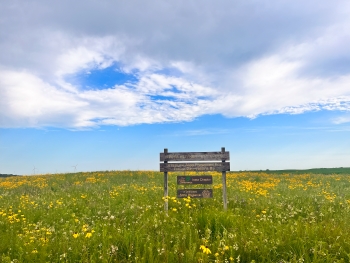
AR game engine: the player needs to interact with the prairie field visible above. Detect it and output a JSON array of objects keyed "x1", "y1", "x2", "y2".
[{"x1": 1, "y1": 171, "x2": 350, "y2": 263}]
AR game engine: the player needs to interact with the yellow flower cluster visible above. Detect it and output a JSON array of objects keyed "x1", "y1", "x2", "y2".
[{"x1": 0, "y1": 176, "x2": 49, "y2": 189}]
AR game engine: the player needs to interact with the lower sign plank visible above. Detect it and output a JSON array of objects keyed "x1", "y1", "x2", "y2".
[
  {"x1": 177, "y1": 189, "x2": 213, "y2": 198},
  {"x1": 160, "y1": 162, "x2": 230, "y2": 172},
  {"x1": 177, "y1": 176, "x2": 212, "y2": 185}
]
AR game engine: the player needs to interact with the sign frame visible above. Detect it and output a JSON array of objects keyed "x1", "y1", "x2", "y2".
[{"x1": 160, "y1": 147, "x2": 229, "y2": 211}]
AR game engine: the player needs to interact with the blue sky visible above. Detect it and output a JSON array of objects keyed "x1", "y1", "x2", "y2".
[{"x1": 1, "y1": 0, "x2": 350, "y2": 174}]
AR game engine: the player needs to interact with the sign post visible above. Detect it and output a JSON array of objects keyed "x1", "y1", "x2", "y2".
[
  {"x1": 160, "y1": 148, "x2": 230, "y2": 211},
  {"x1": 221, "y1": 147, "x2": 227, "y2": 210},
  {"x1": 164, "y1": 148, "x2": 168, "y2": 212}
]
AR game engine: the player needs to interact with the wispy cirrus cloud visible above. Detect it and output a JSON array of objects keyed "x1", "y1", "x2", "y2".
[{"x1": 332, "y1": 115, "x2": 350, "y2": 124}]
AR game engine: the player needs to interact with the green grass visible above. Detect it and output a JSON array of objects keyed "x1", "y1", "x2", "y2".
[
  {"x1": 1, "y1": 171, "x2": 350, "y2": 262},
  {"x1": 245, "y1": 167, "x2": 350, "y2": 175}
]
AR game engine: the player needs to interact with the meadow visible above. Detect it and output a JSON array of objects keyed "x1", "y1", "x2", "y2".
[{"x1": 1, "y1": 170, "x2": 350, "y2": 263}]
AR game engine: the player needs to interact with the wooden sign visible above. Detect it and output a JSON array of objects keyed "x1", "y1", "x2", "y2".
[
  {"x1": 160, "y1": 152, "x2": 229, "y2": 162},
  {"x1": 177, "y1": 176, "x2": 212, "y2": 185},
  {"x1": 177, "y1": 189, "x2": 213, "y2": 198},
  {"x1": 160, "y1": 162, "x2": 230, "y2": 172},
  {"x1": 161, "y1": 147, "x2": 229, "y2": 211}
]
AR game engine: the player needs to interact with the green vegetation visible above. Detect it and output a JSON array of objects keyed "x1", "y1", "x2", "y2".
[
  {"x1": 1, "y1": 170, "x2": 350, "y2": 262},
  {"x1": 0, "y1": 174, "x2": 17, "y2": 178},
  {"x1": 254, "y1": 167, "x2": 350, "y2": 175}
]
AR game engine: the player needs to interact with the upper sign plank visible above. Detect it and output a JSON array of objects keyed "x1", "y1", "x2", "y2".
[{"x1": 160, "y1": 151, "x2": 229, "y2": 162}]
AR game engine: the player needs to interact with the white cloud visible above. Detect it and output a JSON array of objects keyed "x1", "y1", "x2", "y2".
[
  {"x1": 0, "y1": 70, "x2": 84, "y2": 127},
  {"x1": 0, "y1": 66, "x2": 216, "y2": 128},
  {"x1": 1, "y1": 0, "x2": 350, "y2": 128},
  {"x1": 206, "y1": 40, "x2": 350, "y2": 117},
  {"x1": 332, "y1": 115, "x2": 350, "y2": 124}
]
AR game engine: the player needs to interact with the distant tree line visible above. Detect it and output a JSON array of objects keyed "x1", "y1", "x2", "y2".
[{"x1": 0, "y1": 174, "x2": 18, "y2": 178}]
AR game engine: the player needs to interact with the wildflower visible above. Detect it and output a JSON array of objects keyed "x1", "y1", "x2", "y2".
[
  {"x1": 224, "y1": 245, "x2": 229, "y2": 250},
  {"x1": 230, "y1": 257, "x2": 234, "y2": 261},
  {"x1": 200, "y1": 245, "x2": 211, "y2": 254},
  {"x1": 40, "y1": 237, "x2": 49, "y2": 244},
  {"x1": 172, "y1": 208, "x2": 177, "y2": 212},
  {"x1": 82, "y1": 224, "x2": 88, "y2": 232},
  {"x1": 215, "y1": 252, "x2": 219, "y2": 257},
  {"x1": 32, "y1": 248, "x2": 38, "y2": 254},
  {"x1": 85, "y1": 232, "x2": 92, "y2": 238},
  {"x1": 73, "y1": 233, "x2": 79, "y2": 238}
]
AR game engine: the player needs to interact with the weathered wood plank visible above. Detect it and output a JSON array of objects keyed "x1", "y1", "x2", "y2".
[
  {"x1": 177, "y1": 189, "x2": 213, "y2": 198},
  {"x1": 160, "y1": 151, "x2": 229, "y2": 162},
  {"x1": 177, "y1": 176, "x2": 213, "y2": 185},
  {"x1": 160, "y1": 162, "x2": 230, "y2": 172}
]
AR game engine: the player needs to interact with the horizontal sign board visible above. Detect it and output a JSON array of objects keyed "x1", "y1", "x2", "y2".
[
  {"x1": 160, "y1": 162, "x2": 230, "y2": 172},
  {"x1": 160, "y1": 151, "x2": 229, "y2": 162},
  {"x1": 177, "y1": 176, "x2": 213, "y2": 185},
  {"x1": 177, "y1": 189, "x2": 213, "y2": 198}
]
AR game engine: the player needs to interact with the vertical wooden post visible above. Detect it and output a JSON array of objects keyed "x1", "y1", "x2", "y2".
[
  {"x1": 164, "y1": 148, "x2": 168, "y2": 213},
  {"x1": 221, "y1": 147, "x2": 227, "y2": 210}
]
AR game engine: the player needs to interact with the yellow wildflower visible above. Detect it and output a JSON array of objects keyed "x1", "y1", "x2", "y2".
[{"x1": 200, "y1": 245, "x2": 211, "y2": 254}]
